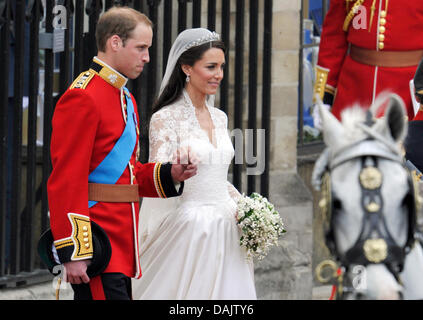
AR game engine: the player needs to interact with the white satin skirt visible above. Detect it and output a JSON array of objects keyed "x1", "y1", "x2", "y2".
[{"x1": 131, "y1": 199, "x2": 257, "y2": 300}]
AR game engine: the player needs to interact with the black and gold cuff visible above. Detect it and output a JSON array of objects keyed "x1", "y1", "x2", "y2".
[{"x1": 153, "y1": 163, "x2": 184, "y2": 198}]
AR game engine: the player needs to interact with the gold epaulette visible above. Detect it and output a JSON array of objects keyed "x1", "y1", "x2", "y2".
[
  {"x1": 343, "y1": 0, "x2": 365, "y2": 31},
  {"x1": 313, "y1": 66, "x2": 331, "y2": 103},
  {"x1": 70, "y1": 70, "x2": 95, "y2": 90}
]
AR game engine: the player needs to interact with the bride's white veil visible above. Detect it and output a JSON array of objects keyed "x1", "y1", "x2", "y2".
[
  {"x1": 159, "y1": 28, "x2": 221, "y2": 95},
  {"x1": 138, "y1": 28, "x2": 221, "y2": 254}
]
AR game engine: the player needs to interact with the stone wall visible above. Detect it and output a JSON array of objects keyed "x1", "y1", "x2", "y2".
[
  {"x1": 270, "y1": 1, "x2": 301, "y2": 172},
  {"x1": 254, "y1": 172, "x2": 313, "y2": 299}
]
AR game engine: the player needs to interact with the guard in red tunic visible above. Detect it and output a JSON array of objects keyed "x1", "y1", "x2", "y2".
[
  {"x1": 313, "y1": 0, "x2": 423, "y2": 121},
  {"x1": 44, "y1": 7, "x2": 197, "y2": 300}
]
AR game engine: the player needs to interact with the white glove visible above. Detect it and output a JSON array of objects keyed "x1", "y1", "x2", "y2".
[{"x1": 312, "y1": 103, "x2": 331, "y2": 131}]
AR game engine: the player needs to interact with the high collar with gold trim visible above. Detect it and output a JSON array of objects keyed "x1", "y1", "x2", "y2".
[{"x1": 89, "y1": 57, "x2": 128, "y2": 90}]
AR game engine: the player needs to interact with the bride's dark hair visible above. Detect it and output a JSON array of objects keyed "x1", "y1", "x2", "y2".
[{"x1": 151, "y1": 40, "x2": 226, "y2": 117}]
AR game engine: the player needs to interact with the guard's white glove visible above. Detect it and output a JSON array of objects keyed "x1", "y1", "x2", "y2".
[{"x1": 312, "y1": 103, "x2": 331, "y2": 131}]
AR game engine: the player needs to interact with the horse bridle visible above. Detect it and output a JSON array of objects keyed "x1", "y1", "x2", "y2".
[
  {"x1": 316, "y1": 132, "x2": 420, "y2": 297},
  {"x1": 323, "y1": 155, "x2": 417, "y2": 271}
]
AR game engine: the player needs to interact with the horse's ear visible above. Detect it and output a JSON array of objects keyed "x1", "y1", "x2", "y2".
[
  {"x1": 384, "y1": 94, "x2": 408, "y2": 142},
  {"x1": 319, "y1": 103, "x2": 345, "y2": 149}
]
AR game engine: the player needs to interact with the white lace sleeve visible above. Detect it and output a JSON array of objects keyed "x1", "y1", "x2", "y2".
[
  {"x1": 148, "y1": 109, "x2": 178, "y2": 163},
  {"x1": 139, "y1": 108, "x2": 180, "y2": 251}
]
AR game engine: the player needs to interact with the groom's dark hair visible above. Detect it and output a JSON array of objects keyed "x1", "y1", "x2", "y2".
[
  {"x1": 96, "y1": 6, "x2": 152, "y2": 53},
  {"x1": 151, "y1": 40, "x2": 226, "y2": 117}
]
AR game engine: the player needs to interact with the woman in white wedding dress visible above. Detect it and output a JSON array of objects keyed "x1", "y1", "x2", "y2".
[{"x1": 131, "y1": 28, "x2": 257, "y2": 300}]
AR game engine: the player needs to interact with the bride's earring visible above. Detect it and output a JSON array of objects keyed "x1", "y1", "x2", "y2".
[{"x1": 186, "y1": 75, "x2": 190, "y2": 83}]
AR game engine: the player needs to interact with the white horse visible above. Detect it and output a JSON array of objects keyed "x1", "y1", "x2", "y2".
[{"x1": 312, "y1": 94, "x2": 423, "y2": 300}]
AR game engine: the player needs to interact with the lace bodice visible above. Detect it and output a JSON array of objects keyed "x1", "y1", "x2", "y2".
[{"x1": 149, "y1": 90, "x2": 241, "y2": 204}]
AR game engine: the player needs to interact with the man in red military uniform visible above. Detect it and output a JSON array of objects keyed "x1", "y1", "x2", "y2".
[
  {"x1": 313, "y1": 0, "x2": 423, "y2": 121},
  {"x1": 47, "y1": 7, "x2": 197, "y2": 300}
]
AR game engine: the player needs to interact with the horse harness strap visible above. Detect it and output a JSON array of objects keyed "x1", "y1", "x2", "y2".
[
  {"x1": 328, "y1": 137, "x2": 403, "y2": 171},
  {"x1": 342, "y1": 157, "x2": 408, "y2": 274}
]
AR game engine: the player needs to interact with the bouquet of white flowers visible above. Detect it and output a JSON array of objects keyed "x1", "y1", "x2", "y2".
[{"x1": 236, "y1": 192, "x2": 286, "y2": 260}]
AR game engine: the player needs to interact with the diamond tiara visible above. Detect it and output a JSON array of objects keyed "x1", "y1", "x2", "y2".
[{"x1": 184, "y1": 31, "x2": 221, "y2": 50}]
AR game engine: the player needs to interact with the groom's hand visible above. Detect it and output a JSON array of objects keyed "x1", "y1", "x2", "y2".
[
  {"x1": 64, "y1": 260, "x2": 91, "y2": 284},
  {"x1": 171, "y1": 147, "x2": 198, "y2": 182}
]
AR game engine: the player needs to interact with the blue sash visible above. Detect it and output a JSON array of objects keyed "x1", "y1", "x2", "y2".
[{"x1": 88, "y1": 87, "x2": 137, "y2": 208}]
